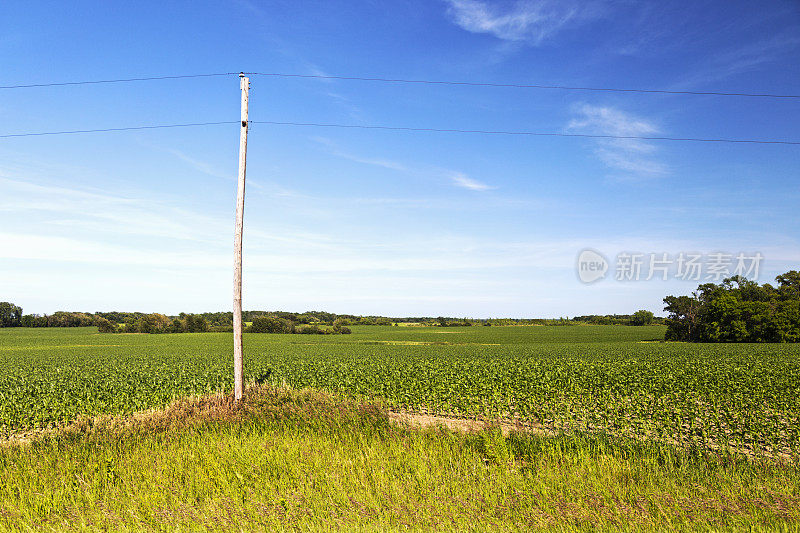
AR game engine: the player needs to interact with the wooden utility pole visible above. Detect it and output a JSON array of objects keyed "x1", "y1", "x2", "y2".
[{"x1": 233, "y1": 72, "x2": 249, "y2": 401}]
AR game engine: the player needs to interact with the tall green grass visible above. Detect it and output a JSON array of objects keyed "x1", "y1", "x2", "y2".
[{"x1": 0, "y1": 387, "x2": 797, "y2": 531}]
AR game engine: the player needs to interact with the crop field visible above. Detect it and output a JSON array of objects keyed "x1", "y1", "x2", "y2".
[{"x1": 2, "y1": 325, "x2": 799, "y2": 458}]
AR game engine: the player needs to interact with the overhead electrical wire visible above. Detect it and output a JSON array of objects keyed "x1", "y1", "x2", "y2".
[
  {"x1": 250, "y1": 121, "x2": 800, "y2": 145},
  {"x1": 1, "y1": 72, "x2": 797, "y2": 143},
  {"x1": 246, "y1": 72, "x2": 800, "y2": 99},
  {"x1": 1, "y1": 71, "x2": 798, "y2": 99},
  {"x1": 0, "y1": 121, "x2": 238, "y2": 138},
  {"x1": 1, "y1": 120, "x2": 798, "y2": 145},
  {"x1": 0, "y1": 73, "x2": 236, "y2": 89}
]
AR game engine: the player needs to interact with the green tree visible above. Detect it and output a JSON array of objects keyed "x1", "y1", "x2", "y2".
[
  {"x1": 0, "y1": 302, "x2": 23, "y2": 327},
  {"x1": 663, "y1": 295, "x2": 702, "y2": 341},
  {"x1": 248, "y1": 316, "x2": 294, "y2": 334},
  {"x1": 776, "y1": 270, "x2": 800, "y2": 300},
  {"x1": 20, "y1": 315, "x2": 39, "y2": 327},
  {"x1": 664, "y1": 271, "x2": 800, "y2": 342},
  {"x1": 630, "y1": 310, "x2": 654, "y2": 326},
  {"x1": 183, "y1": 314, "x2": 209, "y2": 333},
  {"x1": 135, "y1": 315, "x2": 157, "y2": 334},
  {"x1": 95, "y1": 317, "x2": 117, "y2": 333}
]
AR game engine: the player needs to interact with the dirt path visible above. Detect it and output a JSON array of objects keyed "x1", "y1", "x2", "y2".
[
  {"x1": 387, "y1": 409, "x2": 549, "y2": 436},
  {"x1": 385, "y1": 410, "x2": 796, "y2": 463}
]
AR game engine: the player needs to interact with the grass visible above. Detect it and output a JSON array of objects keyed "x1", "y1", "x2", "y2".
[
  {"x1": 1, "y1": 386, "x2": 798, "y2": 531},
  {"x1": 2, "y1": 326, "x2": 799, "y2": 529}
]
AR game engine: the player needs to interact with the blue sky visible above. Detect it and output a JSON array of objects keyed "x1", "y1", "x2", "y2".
[{"x1": 1, "y1": 0, "x2": 799, "y2": 318}]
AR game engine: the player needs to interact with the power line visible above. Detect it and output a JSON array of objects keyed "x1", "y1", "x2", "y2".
[
  {"x1": 0, "y1": 73, "x2": 236, "y2": 89},
  {"x1": 2, "y1": 70, "x2": 798, "y2": 99},
  {"x1": 0, "y1": 121, "x2": 238, "y2": 138},
  {"x1": 3, "y1": 119, "x2": 797, "y2": 145},
  {"x1": 247, "y1": 72, "x2": 800, "y2": 99},
  {"x1": 251, "y1": 120, "x2": 800, "y2": 146}
]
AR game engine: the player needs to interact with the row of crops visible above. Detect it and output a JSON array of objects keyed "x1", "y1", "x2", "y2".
[{"x1": 1, "y1": 325, "x2": 799, "y2": 458}]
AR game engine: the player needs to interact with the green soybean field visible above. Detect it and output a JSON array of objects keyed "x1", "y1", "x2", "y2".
[{"x1": 2, "y1": 325, "x2": 799, "y2": 459}]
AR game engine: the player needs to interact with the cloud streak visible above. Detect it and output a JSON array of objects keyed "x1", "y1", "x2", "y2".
[
  {"x1": 0, "y1": 176, "x2": 225, "y2": 243},
  {"x1": 164, "y1": 147, "x2": 234, "y2": 181},
  {"x1": 311, "y1": 136, "x2": 408, "y2": 171},
  {"x1": 313, "y1": 137, "x2": 496, "y2": 191},
  {"x1": 678, "y1": 34, "x2": 800, "y2": 90},
  {"x1": 0, "y1": 176, "x2": 343, "y2": 253},
  {"x1": 451, "y1": 172, "x2": 495, "y2": 191},
  {"x1": 444, "y1": 0, "x2": 604, "y2": 44},
  {"x1": 567, "y1": 104, "x2": 668, "y2": 180}
]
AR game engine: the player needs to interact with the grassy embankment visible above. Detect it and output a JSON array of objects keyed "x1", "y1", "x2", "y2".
[{"x1": 1, "y1": 386, "x2": 798, "y2": 531}]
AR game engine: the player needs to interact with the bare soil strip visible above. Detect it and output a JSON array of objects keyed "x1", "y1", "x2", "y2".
[{"x1": 387, "y1": 409, "x2": 548, "y2": 436}]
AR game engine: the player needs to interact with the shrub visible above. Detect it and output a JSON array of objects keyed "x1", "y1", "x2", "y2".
[
  {"x1": 47, "y1": 311, "x2": 94, "y2": 328},
  {"x1": 332, "y1": 319, "x2": 353, "y2": 335},
  {"x1": 297, "y1": 324, "x2": 324, "y2": 335},
  {"x1": 95, "y1": 317, "x2": 117, "y2": 333},
  {"x1": 248, "y1": 316, "x2": 294, "y2": 334}
]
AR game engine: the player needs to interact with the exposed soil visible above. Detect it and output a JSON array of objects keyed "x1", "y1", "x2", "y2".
[{"x1": 387, "y1": 409, "x2": 548, "y2": 436}]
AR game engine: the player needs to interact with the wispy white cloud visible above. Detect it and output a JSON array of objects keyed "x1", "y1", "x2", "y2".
[
  {"x1": 677, "y1": 34, "x2": 800, "y2": 89},
  {"x1": 307, "y1": 64, "x2": 333, "y2": 81},
  {"x1": 313, "y1": 137, "x2": 497, "y2": 192},
  {"x1": 131, "y1": 139, "x2": 242, "y2": 184},
  {"x1": 451, "y1": 172, "x2": 495, "y2": 191},
  {"x1": 0, "y1": 176, "x2": 341, "y2": 252},
  {"x1": 444, "y1": 0, "x2": 604, "y2": 44},
  {"x1": 4, "y1": 170, "x2": 791, "y2": 316},
  {"x1": 311, "y1": 136, "x2": 407, "y2": 171},
  {"x1": 568, "y1": 104, "x2": 668, "y2": 180},
  {"x1": 0, "y1": 176, "x2": 219, "y2": 243},
  {"x1": 163, "y1": 147, "x2": 234, "y2": 181},
  {"x1": 158, "y1": 145, "x2": 268, "y2": 191}
]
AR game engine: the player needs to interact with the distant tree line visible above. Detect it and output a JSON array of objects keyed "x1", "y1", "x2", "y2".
[
  {"x1": 94, "y1": 313, "x2": 212, "y2": 334},
  {"x1": 433, "y1": 315, "x2": 660, "y2": 327},
  {"x1": 1, "y1": 303, "x2": 661, "y2": 333},
  {"x1": 663, "y1": 271, "x2": 800, "y2": 342},
  {"x1": 0, "y1": 309, "x2": 214, "y2": 334},
  {"x1": 432, "y1": 317, "x2": 566, "y2": 326},
  {"x1": 247, "y1": 316, "x2": 351, "y2": 335},
  {"x1": 429, "y1": 314, "x2": 660, "y2": 327},
  {"x1": 0, "y1": 304, "x2": 357, "y2": 335},
  {"x1": 0, "y1": 308, "x2": 96, "y2": 328},
  {"x1": 570, "y1": 311, "x2": 660, "y2": 326}
]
